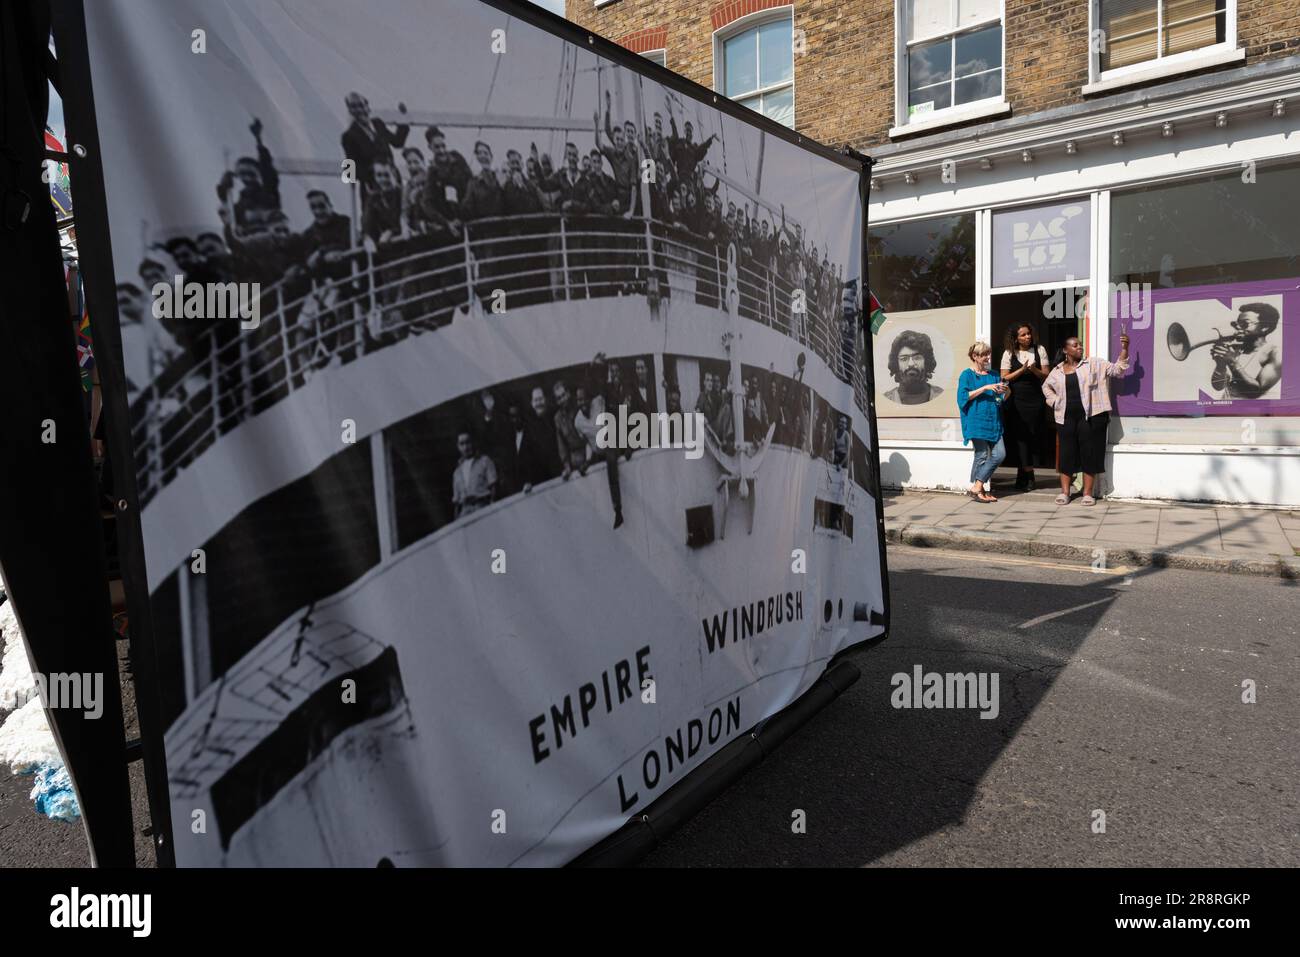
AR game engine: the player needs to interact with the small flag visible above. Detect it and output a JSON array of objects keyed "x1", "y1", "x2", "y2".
[
  {"x1": 868, "y1": 289, "x2": 886, "y2": 335},
  {"x1": 76, "y1": 309, "x2": 95, "y2": 392},
  {"x1": 45, "y1": 126, "x2": 73, "y2": 217}
]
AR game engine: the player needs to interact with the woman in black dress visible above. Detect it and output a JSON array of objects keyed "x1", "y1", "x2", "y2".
[{"x1": 999, "y1": 323, "x2": 1049, "y2": 490}]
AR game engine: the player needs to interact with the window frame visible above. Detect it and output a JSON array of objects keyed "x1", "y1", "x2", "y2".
[
  {"x1": 893, "y1": 0, "x2": 1007, "y2": 134},
  {"x1": 712, "y1": 6, "x2": 797, "y2": 129},
  {"x1": 1085, "y1": 0, "x2": 1240, "y2": 94},
  {"x1": 642, "y1": 48, "x2": 666, "y2": 67}
]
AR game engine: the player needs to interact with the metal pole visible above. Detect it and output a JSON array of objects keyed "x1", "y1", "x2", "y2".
[
  {"x1": 462, "y1": 227, "x2": 475, "y2": 310},
  {"x1": 146, "y1": 383, "x2": 161, "y2": 495},
  {"x1": 560, "y1": 217, "x2": 570, "y2": 300},
  {"x1": 238, "y1": 325, "x2": 252, "y2": 420},
  {"x1": 644, "y1": 218, "x2": 654, "y2": 299},
  {"x1": 208, "y1": 330, "x2": 220, "y2": 439},
  {"x1": 275, "y1": 284, "x2": 292, "y2": 395}
]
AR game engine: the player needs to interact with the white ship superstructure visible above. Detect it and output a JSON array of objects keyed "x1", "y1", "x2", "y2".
[{"x1": 97, "y1": 31, "x2": 881, "y2": 860}]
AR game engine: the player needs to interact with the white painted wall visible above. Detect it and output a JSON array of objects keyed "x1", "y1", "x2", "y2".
[
  {"x1": 868, "y1": 73, "x2": 1300, "y2": 508},
  {"x1": 878, "y1": 440, "x2": 1300, "y2": 507}
]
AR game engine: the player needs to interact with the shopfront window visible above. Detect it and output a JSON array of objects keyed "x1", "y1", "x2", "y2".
[
  {"x1": 868, "y1": 214, "x2": 977, "y2": 417},
  {"x1": 1110, "y1": 162, "x2": 1300, "y2": 418},
  {"x1": 1111, "y1": 163, "x2": 1300, "y2": 290},
  {"x1": 869, "y1": 213, "x2": 976, "y2": 314}
]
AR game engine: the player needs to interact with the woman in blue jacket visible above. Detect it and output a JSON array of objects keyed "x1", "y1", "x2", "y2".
[{"x1": 957, "y1": 340, "x2": 1008, "y2": 503}]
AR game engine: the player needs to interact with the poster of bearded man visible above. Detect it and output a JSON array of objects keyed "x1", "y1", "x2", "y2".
[{"x1": 873, "y1": 306, "x2": 974, "y2": 418}]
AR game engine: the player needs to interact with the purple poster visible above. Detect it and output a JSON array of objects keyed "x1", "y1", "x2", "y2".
[{"x1": 1112, "y1": 277, "x2": 1298, "y2": 416}]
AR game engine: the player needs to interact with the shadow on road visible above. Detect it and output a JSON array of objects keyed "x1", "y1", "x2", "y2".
[{"x1": 642, "y1": 563, "x2": 1128, "y2": 867}]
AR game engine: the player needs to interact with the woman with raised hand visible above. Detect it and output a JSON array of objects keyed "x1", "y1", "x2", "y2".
[
  {"x1": 1042, "y1": 333, "x2": 1130, "y2": 506},
  {"x1": 957, "y1": 340, "x2": 1008, "y2": 503}
]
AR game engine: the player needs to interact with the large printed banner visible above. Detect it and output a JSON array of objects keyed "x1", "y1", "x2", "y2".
[
  {"x1": 1112, "y1": 278, "x2": 1297, "y2": 416},
  {"x1": 79, "y1": 0, "x2": 883, "y2": 865}
]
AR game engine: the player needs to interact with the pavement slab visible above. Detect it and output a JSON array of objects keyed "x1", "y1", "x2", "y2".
[{"x1": 885, "y1": 489, "x2": 1300, "y2": 579}]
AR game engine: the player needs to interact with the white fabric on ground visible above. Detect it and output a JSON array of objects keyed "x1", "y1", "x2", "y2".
[
  {"x1": 0, "y1": 599, "x2": 61, "y2": 773},
  {"x1": 0, "y1": 599, "x2": 39, "y2": 711},
  {"x1": 0, "y1": 697, "x2": 60, "y2": 773}
]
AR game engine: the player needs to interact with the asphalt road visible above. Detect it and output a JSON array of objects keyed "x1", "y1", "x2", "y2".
[
  {"x1": 642, "y1": 547, "x2": 1300, "y2": 866},
  {"x1": 3, "y1": 547, "x2": 1296, "y2": 867}
]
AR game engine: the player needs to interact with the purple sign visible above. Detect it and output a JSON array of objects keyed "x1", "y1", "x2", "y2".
[
  {"x1": 1111, "y1": 277, "x2": 1299, "y2": 417},
  {"x1": 992, "y1": 199, "x2": 1091, "y2": 287}
]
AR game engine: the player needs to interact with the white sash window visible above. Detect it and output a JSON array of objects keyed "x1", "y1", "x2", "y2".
[{"x1": 896, "y1": 1, "x2": 1005, "y2": 131}]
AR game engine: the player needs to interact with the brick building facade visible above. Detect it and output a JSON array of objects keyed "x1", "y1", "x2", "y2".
[
  {"x1": 570, "y1": 1, "x2": 1300, "y2": 149},
  {"x1": 569, "y1": 0, "x2": 1300, "y2": 507}
]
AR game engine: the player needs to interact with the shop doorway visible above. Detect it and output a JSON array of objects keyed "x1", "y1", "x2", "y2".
[{"x1": 989, "y1": 286, "x2": 1088, "y2": 481}]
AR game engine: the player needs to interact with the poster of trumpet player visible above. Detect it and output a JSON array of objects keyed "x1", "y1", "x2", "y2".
[
  {"x1": 72, "y1": 0, "x2": 882, "y2": 867},
  {"x1": 872, "y1": 305, "x2": 975, "y2": 417},
  {"x1": 1112, "y1": 279, "x2": 1297, "y2": 415}
]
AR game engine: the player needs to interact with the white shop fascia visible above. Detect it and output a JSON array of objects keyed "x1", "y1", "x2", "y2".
[{"x1": 864, "y1": 55, "x2": 1300, "y2": 507}]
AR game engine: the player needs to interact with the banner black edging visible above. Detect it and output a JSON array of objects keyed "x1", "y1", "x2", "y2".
[
  {"x1": 858, "y1": 153, "x2": 890, "y2": 643},
  {"x1": 50, "y1": 0, "x2": 177, "y2": 867}
]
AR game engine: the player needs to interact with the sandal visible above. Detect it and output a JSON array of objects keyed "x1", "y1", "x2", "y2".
[
  {"x1": 1054, "y1": 493, "x2": 1069, "y2": 505},
  {"x1": 1081, "y1": 495, "x2": 1096, "y2": 506}
]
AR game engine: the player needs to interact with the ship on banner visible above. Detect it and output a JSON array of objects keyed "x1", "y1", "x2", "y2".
[{"x1": 76, "y1": 0, "x2": 885, "y2": 865}]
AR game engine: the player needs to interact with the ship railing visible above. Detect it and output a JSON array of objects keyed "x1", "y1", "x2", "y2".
[{"x1": 129, "y1": 213, "x2": 865, "y2": 505}]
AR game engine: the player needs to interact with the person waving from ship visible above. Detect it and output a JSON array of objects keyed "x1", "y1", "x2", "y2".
[
  {"x1": 341, "y1": 92, "x2": 409, "y2": 197},
  {"x1": 553, "y1": 379, "x2": 589, "y2": 481},
  {"x1": 217, "y1": 117, "x2": 281, "y2": 238},
  {"x1": 574, "y1": 357, "x2": 625, "y2": 530}
]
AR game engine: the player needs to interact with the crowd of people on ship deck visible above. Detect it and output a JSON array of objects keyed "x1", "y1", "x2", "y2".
[
  {"x1": 447, "y1": 352, "x2": 852, "y2": 532},
  {"x1": 122, "y1": 91, "x2": 860, "y2": 493}
]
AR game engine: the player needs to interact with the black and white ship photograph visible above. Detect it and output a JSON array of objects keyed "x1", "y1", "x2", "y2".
[{"x1": 64, "y1": 0, "x2": 879, "y2": 867}]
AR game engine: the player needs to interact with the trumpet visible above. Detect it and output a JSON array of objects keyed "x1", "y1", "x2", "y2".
[
  {"x1": 1166, "y1": 322, "x2": 1247, "y2": 391},
  {"x1": 1165, "y1": 322, "x2": 1245, "y2": 361}
]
